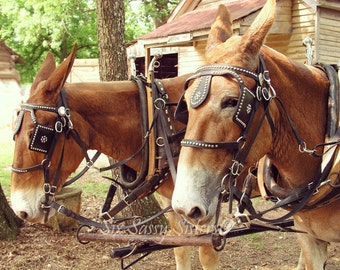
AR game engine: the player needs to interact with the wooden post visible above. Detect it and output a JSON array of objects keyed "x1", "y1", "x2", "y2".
[{"x1": 78, "y1": 232, "x2": 214, "y2": 246}]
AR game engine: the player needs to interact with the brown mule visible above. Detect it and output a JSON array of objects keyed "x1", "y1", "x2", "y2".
[
  {"x1": 172, "y1": 0, "x2": 340, "y2": 269},
  {"x1": 10, "y1": 45, "x2": 219, "y2": 270}
]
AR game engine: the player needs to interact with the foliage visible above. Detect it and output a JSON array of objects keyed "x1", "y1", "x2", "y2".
[
  {"x1": 125, "y1": 1, "x2": 153, "y2": 42},
  {"x1": 140, "y1": 0, "x2": 179, "y2": 27},
  {"x1": 0, "y1": 0, "x2": 179, "y2": 84},
  {"x1": 0, "y1": 0, "x2": 98, "y2": 84},
  {"x1": 125, "y1": 0, "x2": 179, "y2": 38}
]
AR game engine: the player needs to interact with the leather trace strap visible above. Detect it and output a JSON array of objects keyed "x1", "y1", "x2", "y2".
[{"x1": 97, "y1": 74, "x2": 182, "y2": 220}]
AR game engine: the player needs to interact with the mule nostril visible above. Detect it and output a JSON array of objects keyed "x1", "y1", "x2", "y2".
[
  {"x1": 188, "y1": 207, "x2": 203, "y2": 219},
  {"x1": 18, "y1": 211, "x2": 28, "y2": 220}
]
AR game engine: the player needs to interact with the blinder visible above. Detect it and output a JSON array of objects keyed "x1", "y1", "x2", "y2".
[
  {"x1": 13, "y1": 103, "x2": 67, "y2": 154},
  {"x1": 174, "y1": 93, "x2": 188, "y2": 124},
  {"x1": 175, "y1": 64, "x2": 261, "y2": 131},
  {"x1": 29, "y1": 124, "x2": 56, "y2": 153}
]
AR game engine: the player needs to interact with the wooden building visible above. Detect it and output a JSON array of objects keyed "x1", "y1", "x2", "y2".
[
  {"x1": 0, "y1": 40, "x2": 23, "y2": 82},
  {"x1": 0, "y1": 40, "x2": 24, "y2": 128},
  {"x1": 126, "y1": 0, "x2": 340, "y2": 78},
  {"x1": 67, "y1": 59, "x2": 100, "y2": 83}
]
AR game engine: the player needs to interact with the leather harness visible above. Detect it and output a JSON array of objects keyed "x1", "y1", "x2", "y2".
[
  {"x1": 257, "y1": 63, "x2": 340, "y2": 211},
  {"x1": 11, "y1": 52, "x2": 340, "y2": 252},
  {"x1": 177, "y1": 54, "x2": 340, "y2": 224}
]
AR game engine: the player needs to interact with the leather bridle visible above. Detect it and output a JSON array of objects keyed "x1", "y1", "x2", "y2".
[
  {"x1": 179, "y1": 55, "x2": 276, "y2": 175},
  {"x1": 11, "y1": 88, "x2": 100, "y2": 221},
  {"x1": 177, "y1": 54, "x2": 339, "y2": 224}
]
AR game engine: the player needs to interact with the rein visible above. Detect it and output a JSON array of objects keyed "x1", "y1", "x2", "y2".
[{"x1": 97, "y1": 74, "x2": 182, "y2": 220}]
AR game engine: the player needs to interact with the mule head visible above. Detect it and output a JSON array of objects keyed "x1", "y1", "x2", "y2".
[
  {"x1": 10, "y1": 44, "x2": 85, "y2": 223},
  {"x1": 172, "y1": 0, "x2": 277, "y2": 227}
]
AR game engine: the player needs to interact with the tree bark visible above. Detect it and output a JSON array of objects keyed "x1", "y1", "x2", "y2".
[
  {"x1": 96, "y1": 0, "x2": 167, "y2": 230},
  {"x1": 0, "y1": 184, "x2": 22, "y2": 240},
  {"x1": 96, "y1": 0, "x2": 127, "y2": 81}
]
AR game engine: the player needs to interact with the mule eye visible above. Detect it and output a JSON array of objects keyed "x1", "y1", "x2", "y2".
[
  {"x1": 221, "y1": 98, "x2": 238, "y2": 109},
  {"x1": 27, "y1": 129, "x2": 34, "y2": 139}
]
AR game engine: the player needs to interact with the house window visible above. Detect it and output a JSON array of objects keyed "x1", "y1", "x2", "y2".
[{"x1": 135, "y1": 53, "x2": 178, "y2": 79}]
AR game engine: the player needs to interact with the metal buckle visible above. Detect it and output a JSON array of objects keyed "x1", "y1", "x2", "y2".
[
  {"x1": 100, "y1": 211, "x2": 113, "y2": 220},
  {"x1": 43, "y1": 183, "x2": 51, "y2": 193},
  {"x1": 230, "y1": 160, "x2": 243, "y2": 176}
]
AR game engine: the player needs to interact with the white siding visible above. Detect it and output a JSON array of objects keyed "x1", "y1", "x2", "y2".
[
  {"x1": 286, "y1": 0, "x2": 315, "y2": 63},
  {"x1": 178, "y1": 41, "x2": 206, "y2": 75},
  {"x1": 316, "y1": 7, "x2": 340, "y2": 63}
]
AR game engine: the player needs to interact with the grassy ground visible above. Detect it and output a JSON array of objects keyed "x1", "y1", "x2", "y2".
[{"x1": 0, "y1": 127, "x2": 14, "y2": 197}]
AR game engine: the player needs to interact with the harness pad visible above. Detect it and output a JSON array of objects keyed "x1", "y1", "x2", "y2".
[
  {"x1": 190, "y1": 76, "x2": 212, "y2": 108},
  {"x1": 233, "y1": 86, "x2": 257, "y2": 129}
]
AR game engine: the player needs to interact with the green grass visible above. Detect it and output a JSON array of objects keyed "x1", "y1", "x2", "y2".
[
  {"x1": 241, "y1": 233, "x2": 265, "y2": 250},
  {"x1": 0, "y1": 127, "x2": 14, "y2": 197},
  {"x1": 72, "y1": 174, "x2": 111, "y2": 199}
]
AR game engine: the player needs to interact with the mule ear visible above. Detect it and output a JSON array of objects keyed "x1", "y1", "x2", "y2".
[
  {"x1": 205, "y1": 5, "x2": 233, "y2": 58},
  {"x1": 240, "y1": 0, "x2": 276, "y2": 56},
  {"x1": 46, "y1": 43, "x2": 77, "y2": 93},
  {"x1": 30, "y1": 52, "x2": 56, "y2": 93}
]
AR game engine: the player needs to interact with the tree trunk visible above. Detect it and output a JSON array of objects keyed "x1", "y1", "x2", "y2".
[
  {"x1": 0, "y1": 184, "x2": 22, "y2": 240},
  {"x1": 96, "y1": 0, "x2": 127, "y2": 81},
  {"x1": 96, "y1": 0, "x2": 168, "y2": 230}
]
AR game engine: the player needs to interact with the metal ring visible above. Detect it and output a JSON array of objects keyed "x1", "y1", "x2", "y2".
[
  {"x1": 61, "y1": 117, "x2": 67, "y2": 127},
  {"x1": 76, "y1": 225, "x2": 91, "y2": 245},
  {"x1": 220, "y1": 174, "x2": 229, "y2": 191},
  {"x1": 262, "y1": 87, "x2": 271, "y2": 101},
  {"x1": 41, "y1": 159, "x2": 51, "y2": 168},
  {"x1": 212, "y1": 233, "x2": 226, "y2": 251},
  {"x1": 298, "y1": 141, "x2": 306, "y2": 153},
  {"x1": 65, "y1": 108, "x2": 71, "y2": 118},
  {"x1": 55, "y1": 121, "x2": 63, "y2": 133},
  {"x1": 153, "y1": 60, "x2": 160, "y2": 68},
  {"x1": 299, "y1": 141, "x2": 315, "y2": 155},
  {"x1": 256, "y1": 86, "x2": 262, "y2": 101},
  {"x1": 156, "y1": 137, "x2": 165, "y2": 147},
  {"x1": 263, "y1": 70, "x2": 270, "y2": 83},
  {"x1": 154, "y1": 98, "x2": 166, "y2": 110},
  {"x1": 236, "y1": 136, "x2": 246, "y2": 149},
  {"x1": 230, "y1": 160, "x2": 243, "y2": 176}
]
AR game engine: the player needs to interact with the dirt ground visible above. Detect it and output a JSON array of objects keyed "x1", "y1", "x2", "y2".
[
  {"x1": 2, "y1": 196, "x2": 340, "y2": 270},
  {"x1": 1, "y1": 163, "x2": 340, "y2": 270}
]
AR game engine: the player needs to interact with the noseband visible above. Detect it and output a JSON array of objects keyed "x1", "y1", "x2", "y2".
[{"x1": 11, "y1": 88, "x2": 99, "y2": 220}]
